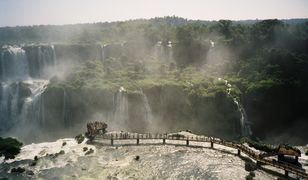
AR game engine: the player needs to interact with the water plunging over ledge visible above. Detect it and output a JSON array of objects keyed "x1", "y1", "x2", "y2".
[{"x1": 218, "y1": 78, "x2": 252, "y2": 137}]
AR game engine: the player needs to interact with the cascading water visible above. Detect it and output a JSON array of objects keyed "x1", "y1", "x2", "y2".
[
  {"x1": 0, "y1": 44, "x2": 57, "y2": 137},
  {"x1": 113, "y1": 86, "x2": 129, "y2": 129},
  {"x1": 36, "y1": 45, "x2": 57, "y2": 78},
  {"x1": 20, "y1": 80, "x2": 49, "y2": 126},
  {"x1": 140, "y1": 89, "x2": 153, "y2": 129},
  {"x1": 210, "y1": 40, "x2": 215, "y2": 48},
  {"x1": 0, "y1": 83, "x2": 15, "y2": 131},
  {"x1": 167, "y1": 41, "x2": 173, "y2": 61},
  {"x1": 10, "y1": 83, "x2": 20, "y2": 125},
  {"x1": 218, "y1": 78, "x2": 252, "y2": 137},
  {"x1": 154, "y1": 41, "x2": 173, "y2": 61},
  {"x1": 0, "y1": 46, "x2": 31, "y2": 131},
  {"x1": 101, "y1": 44, "x2": 106, "y2": 61},
  {"x1": 62, "y1": 89, "x2": 72, "y2": 128},
  {"x1": 0, "y1": 46, "x2": 29, "y2": 81},
  {"x1": 154, "y1": 41, "x2": 163, "y2": 60}
]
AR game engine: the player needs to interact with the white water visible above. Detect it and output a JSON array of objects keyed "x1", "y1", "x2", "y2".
[
  {"x1": 51, "y1": 45, "x2": 57, "y2": 67},
  {"x1": 218, "y1": 78, "x2": 252, "y2": 137},
  {"x1": 10, "y1": 83, "x2": 20, "y2": 125},
  {"x1": 210, "y1": 40, "x2": 215, "y2": 48},
  {"x1": 0, "y1": 83, "x2": 10, "y2": 131},
  {"x1": 0, "y1": 133, "x2": 282, "y2": 179},
  {"x1": 0, "y1": 45, "x2": 56, "y2": 136},
  {"x1": 1, "y1": 46, "x2": 29, "y2": 81},
  {"x1": 154, "y1": 41, "x2": 173, "y2": 61},
  {"x1": 167, "y1": 41, "x2": 173, "y2": 61},
  {"x1": 113, "y1": 87, "x2": 129, "y2": 130},
  {"x1": 0, "y1": 82, "x2": 23, "y2": 130},
  {"x1": 21, "y1": 80, "x2": 49, "y2": 125},
  {"x1": 37, "y1": 45, "x2": 57, "y2": 78},
  {"x1": 233, "y1": 97, "x2": 252, "y2": 136},
  {"x1": 100, "y1": 44, "x2": 106, "y2": 61},
  {"x1": 140, "y1": 89, "x2": 154, "y2": 129}
]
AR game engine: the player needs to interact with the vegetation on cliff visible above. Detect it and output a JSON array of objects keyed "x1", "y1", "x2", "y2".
[
  {"x1": 0, "y1": 137, "x2": 22, "y2": 160},
  {"x1": 6, "y1": 17, "x2": 306, "y2": 143}
]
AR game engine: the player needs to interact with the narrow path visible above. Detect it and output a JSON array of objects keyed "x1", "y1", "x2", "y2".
[{"x1": 93, "y1": 132, "x2": 308, "y2": 179}]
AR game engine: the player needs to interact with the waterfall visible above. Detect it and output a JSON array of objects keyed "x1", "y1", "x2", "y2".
[
  {"x1": 0, "y1": 82, "x2": 24, "y2": 131},
  {"x1": 0, "y1": 83, "x2": 11, "y2": 131},
  {"x1": 10, "y1": 82, "x2": 20, "y2": 125},
  {"x1": 140, "y1": 89, "x2": 153, "y2": 128},
  {"x1": 218, "y1": 78, "x2": 252, "y2": 137},
  {"x1": 101, "y1": 44, "x2": 106, "y2": 61},
  {"x1": 0, "y1": 80, "x2": 49, "y2": 135},
  {"x1": 20, "y1": 80, "x2": 49, "y2": 126},
  {"x1": 233, "y1": 97, "x2": 252, "y2": 137},
  {"x1": 0, "y1": 44, "x2": 54, "y2": 136},
  {"x1": 51, "y1": 45, "x2": 57, "y2": 72},
  {"x1": 167, "y1": 41, "x2": 173, "y2": 61},
  {"x1": 154, "y1": 41, "x2": 163, "y2": 60},
  {"x1": 210, "y1": 40, "x2": 215, "y2": 48},
  {"x1": 113, "y1": 86, "x2": 129, "y2": 129},
  {"x1": 0, "y1": 46, "x2": 29, "y2": 81},
  {"x1": 62, "y1": 89, "x2": 71, "y2": 128},
  {"x1": 37, "y1": 45, "x2": 57, "y2": 78}
]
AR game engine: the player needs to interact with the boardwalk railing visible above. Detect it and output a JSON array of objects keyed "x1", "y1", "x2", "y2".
[{"x1": 94, "y1": 132, "x2": 308, "y2": 179}]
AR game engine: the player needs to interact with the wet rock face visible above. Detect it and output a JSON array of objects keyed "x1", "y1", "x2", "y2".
[
  {"x1": 244, "y1": 85, "x2": 308, "y2": 144},
  {"x1": 32, "y1": 84, "x2": 240, "y2": 141},
  {"x1": 141, "y1": 85, "x2": 240, "y2": 138}
]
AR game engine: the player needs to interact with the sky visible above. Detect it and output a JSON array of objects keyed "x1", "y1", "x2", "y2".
[{"x1": 0, "y1": 0, "x2": 308, "y2": 27}]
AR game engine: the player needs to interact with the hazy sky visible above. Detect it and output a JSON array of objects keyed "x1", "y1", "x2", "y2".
[{"x1": 0, "y1": 0, "x2": 308, "y2": 27}]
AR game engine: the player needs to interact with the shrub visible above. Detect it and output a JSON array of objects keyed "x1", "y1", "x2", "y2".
[
  {"x1": 62, "y1": 142, "x2": 67, "y2": 146},
  {"x1": 245, "y1": 174, "x2": 253, "y2": 180},
  {"x1": 85, "y1": 148, "x2": 94, "y2": 155},
  {"x1": 305, "y1": 149, "x2": 308, "y2": 156},
  {"x1": 83, "y1": 147, "x2": 88, "y2": 152},
  {"x1": 134, "y1": 155, "x2": 140, "y2": 161},
  {"x1": 0, "y1": 137, "x2": 23, "y2": 160},
  {"x1": 249, "y1": 171, "x2": 255, "y2": 177},
  {"x1": 240, "y1": 137, "x2": 275, "y2": 153},
  {"x1": 245, "y1": 160, "x2": 258, "y2": 172},
  {"x1": 58, "y1": 150, "x2": 65, "y2": 155},
  {"x1": 75, "y1": 134, "x2": 85, "y2": 144}
]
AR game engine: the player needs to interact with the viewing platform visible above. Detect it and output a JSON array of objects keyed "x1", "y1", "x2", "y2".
[{"x1": 89, "y1": 131, "x2": 308, "y2": 179}]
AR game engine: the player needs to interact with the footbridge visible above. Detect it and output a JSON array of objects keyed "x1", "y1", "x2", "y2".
[{"x1": 93, "y1": 132, "x2": 308, "y2": 179}]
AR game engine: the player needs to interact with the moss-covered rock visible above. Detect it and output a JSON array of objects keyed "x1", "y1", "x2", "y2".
[
  {"x1": 85, "y1": 148, "x2": 94, "y2": 155},
  {"x1": 10, "y1": 167, "x2": 25, "y2": 174},
  {"x1": 75, "y1": 134, "x2": 85, "y2": 144}
]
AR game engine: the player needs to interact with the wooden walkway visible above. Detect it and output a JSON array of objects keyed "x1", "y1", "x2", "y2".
[{"x1": 94, "y1": 132, "x2": 308, "y2": 179}]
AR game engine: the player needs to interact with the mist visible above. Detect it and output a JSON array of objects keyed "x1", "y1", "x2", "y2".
[{"x1": 0, "y1": 17, "x2": 307, "y2": 147}]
